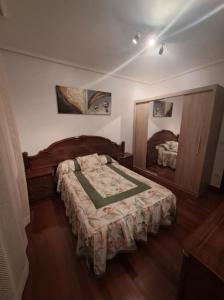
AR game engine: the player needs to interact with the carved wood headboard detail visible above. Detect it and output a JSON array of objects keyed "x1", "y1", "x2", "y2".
[
  {"x1": 23, "y1": 135, "x2": 125, "y2": 171},
  {"x1": 146, "y1": 130, "x2": 178, "y2": 168}
]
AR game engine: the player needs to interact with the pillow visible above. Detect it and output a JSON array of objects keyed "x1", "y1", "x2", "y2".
[
  {"x1": 166, "y1": 141, "x2": 178, "y2": 151},
  {"x1": 76, "y1": 153, "x2": 101, "y2": 171},
  {"x1": 166, "y1": 140, "x2": 178, "y2": 147},
  {"x1": 56, "y1": 159, "x2": 80, "y2": 176},
  {"x1": 99, "y1": 154, "x2": 113, "y2": 165},
  {"x1": 156, "y1": 143, "x2": 169, "y2": 150}
]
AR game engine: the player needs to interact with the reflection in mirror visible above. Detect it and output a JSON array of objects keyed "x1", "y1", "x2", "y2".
[{"x1": 146, "y1": 96, "x2": 184, "y2": 182}]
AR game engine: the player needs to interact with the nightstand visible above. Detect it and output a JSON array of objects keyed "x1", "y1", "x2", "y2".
[
  {"x1": 113, "y1": 152, "x2": 133, "y2": 169},
  {"x1": 25, "y1": 166, "x2": 56, "y2": 202}
]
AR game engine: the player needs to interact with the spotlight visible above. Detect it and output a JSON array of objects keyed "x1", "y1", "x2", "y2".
[
  {"x1": 132, "y1": 33, "x2": 140, "y2": 45},
  {"x1": 159, "y1": 43, "x2": 165, "y2": 55},
  {"x1": 149, "y1": 38, "x2": 156, "y2": 47},
  {"x1": 148, "y1": 37, "x2": 156, "y2": 47}
]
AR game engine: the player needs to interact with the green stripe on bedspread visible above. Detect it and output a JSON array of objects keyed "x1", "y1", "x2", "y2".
[{"x1": 74, "y1": 164, "x2": 151, "y2": 209}]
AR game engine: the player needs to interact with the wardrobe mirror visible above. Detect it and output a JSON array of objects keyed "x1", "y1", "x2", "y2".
[
  {"x1": 133, "y1": 85, "x2": 224, "y2": 196},
  {"x1": 145, "y1": 96, "x2": 184, "y2": 182}
]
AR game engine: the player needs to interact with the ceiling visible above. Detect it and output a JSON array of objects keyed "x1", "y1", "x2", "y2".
[{"x1": 0, "y1": 0, "x2": 224, "y2": 84}]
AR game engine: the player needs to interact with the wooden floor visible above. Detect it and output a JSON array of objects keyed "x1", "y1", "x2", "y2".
[
  {"x1": 22, "y1": 190, "x2": 223, "y2": 300},
  {"x1": 147, "y1": 165, "x2": 175, "y2": 182}
]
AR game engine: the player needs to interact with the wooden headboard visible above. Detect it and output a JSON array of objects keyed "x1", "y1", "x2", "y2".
[
  {"x1": 146, "y1": 130, "x2": 178, "y2": 168},
  {"x1": 23, "y1": 135, "x2": 125, "y2": 171}
]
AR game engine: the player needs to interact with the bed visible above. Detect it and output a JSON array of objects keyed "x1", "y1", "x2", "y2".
[
  {"x1": 146, "y1": 130, "x2": 179, "y2": 169},
  {"x1": 23, "y1": 135, "x2": 176, "y2": 275}
]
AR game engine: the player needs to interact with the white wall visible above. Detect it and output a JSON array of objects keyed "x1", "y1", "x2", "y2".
[
  {"x1": 2, "y1": 51, "x2": 224, "y2": 187},
  {"x1": 147, "y1": 96, "x2": 184, "y2": 139},
  {"x1": 1, "y1": 51, "x2": 150, "y2": 155}
]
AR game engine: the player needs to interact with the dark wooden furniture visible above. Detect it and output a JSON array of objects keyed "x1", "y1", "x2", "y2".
[
  {"x1": 179, "y1": 201, "x2": 224, "y2": 300},
  {"x1": 23, "y1": 135, "x2": 125, "y2": 201},
  {"x1": 146, "y1": 130, "x2": 178, "y2": 168},
  {"x1": 113, "y1": 152, "x2": 133, "y2": 169},
  {"x1": 135, "y1": 85, "x2": 224, "y2": 196},
  {"x1": 26, "y1": 166, "x2": 56, "y2": 202}
]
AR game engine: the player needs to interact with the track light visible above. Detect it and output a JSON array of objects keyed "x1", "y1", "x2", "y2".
[
  {"x1": 132, "y1": 33, "x2": 140, "y2": 45},
  {"x1": 132, "y1": 33, "x2": 160, "y2": 50},
  {"x1": 159, "y1": 43, "x2": 165, "y2": 55}
]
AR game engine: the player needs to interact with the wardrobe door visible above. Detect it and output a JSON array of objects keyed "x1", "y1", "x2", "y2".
[
  {"x1": 175, "y1": 90, "x2": 215, "y2": 195},
  {"x1": 133, "y1": 102, "x2": 149, "y2": 168}
]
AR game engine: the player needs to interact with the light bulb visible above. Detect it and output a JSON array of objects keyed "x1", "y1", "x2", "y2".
[{"x1": 148, "y1": 37, "x2": 156, "y2": 47}]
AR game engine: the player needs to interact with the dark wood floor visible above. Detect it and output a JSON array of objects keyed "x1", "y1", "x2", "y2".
[
  {"x1": 22, "y1": 189, "x2": 223, "y2": 300},
  {"x1": 147, "y1": 165, "x2": 175, "y2": 182}
]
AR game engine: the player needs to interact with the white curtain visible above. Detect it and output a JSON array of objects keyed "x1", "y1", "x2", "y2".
[{"x1": 0, "y1": 54, "x2": 30, "y2": 300}]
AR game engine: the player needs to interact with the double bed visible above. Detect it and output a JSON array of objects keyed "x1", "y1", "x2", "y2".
[{"x1": 23, "y1": 135, "x2": 176, "y2": 275}]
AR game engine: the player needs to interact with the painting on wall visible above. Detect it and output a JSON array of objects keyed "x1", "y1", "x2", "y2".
[
  {"x1": 153, "y1": 100, "x2": 173, "y2": 117},
  {"x1": 56, "y1": 85, "x2": 112, "y2": 115}
]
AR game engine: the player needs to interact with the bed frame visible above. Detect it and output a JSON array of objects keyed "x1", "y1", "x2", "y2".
[
  {"x1": 146, "y1": 130, "x2": 178, "y2": 168},
  {"x1": 23, "y1": 135, "x2": 125, "y2": 172}
]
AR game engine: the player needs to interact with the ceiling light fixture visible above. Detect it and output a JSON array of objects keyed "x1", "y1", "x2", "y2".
[
  {"x1": 159, "y1": 43, "x2": 165, "y2": 55},
  {"x1": 147, "y1": 37, "x2": 156, "y2": 47},
  {"x1": 132, "y1": 33, "x2": 140, "y2": 45}
]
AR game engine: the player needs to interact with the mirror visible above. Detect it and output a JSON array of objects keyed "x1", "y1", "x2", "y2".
[{"x1": 145, "y1": 96, "x2": 184, "y2": 182}]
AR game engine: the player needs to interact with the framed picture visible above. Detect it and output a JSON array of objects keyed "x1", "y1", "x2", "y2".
[
  {"x1": 56, "y1": 85, "x2": 111, "y2": 115},
  {"x1": 153, "y1": 100, "x2": 173, "y2": 117}
]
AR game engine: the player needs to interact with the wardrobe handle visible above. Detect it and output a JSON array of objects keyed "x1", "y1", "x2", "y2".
[{"x1": 196, "y1": 135, "x2": 201, "y2": 155}]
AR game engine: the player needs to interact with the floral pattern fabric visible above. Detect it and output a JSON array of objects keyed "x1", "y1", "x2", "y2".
[
  {"x1": 99, "y1": 154, "x2": 116, "y2": 165},
  {"x1": 166, "y1": 141, "x2": 178, "y2": 152},
  {"x1": 76, "y1": 153, "x2": 101, "y2": 171},
  {"x1": 83, "y1": 165, "x2": 137, "y2": 197},
  {"x1": 57, "y1": 162, "x2": 176, "y2": 275},
  {"x1": 156, "y1": 141, "x2": 178, "y2": 169}
]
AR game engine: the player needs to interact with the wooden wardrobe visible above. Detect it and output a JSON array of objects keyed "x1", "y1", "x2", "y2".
[{"x1": 133, "y1": 85, "x2": 224, "y2": 196}]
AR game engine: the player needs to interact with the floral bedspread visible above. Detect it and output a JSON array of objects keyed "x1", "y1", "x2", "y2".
[
  {"x1": 57, "y1": 162, "x2": 176, "y2": 275},
  {"x1": 156, "y1": 144, "x2": 178, "y2": 169}
]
